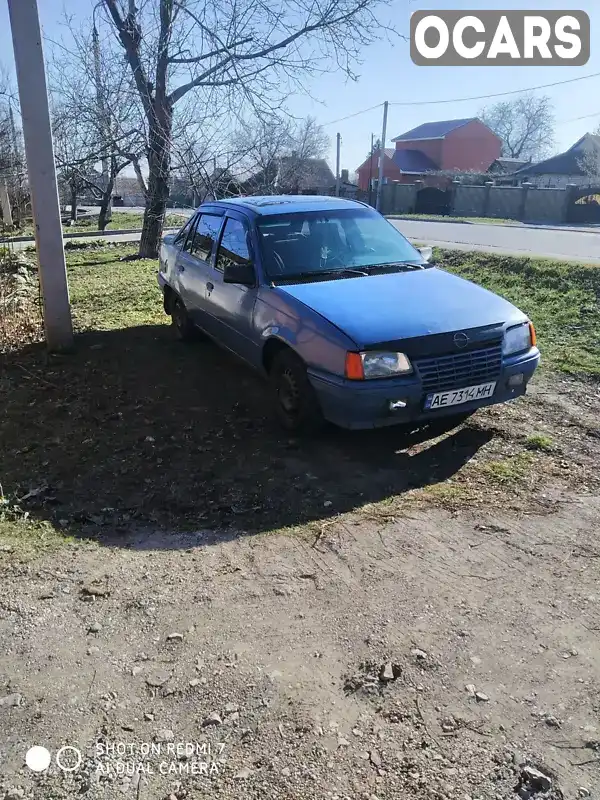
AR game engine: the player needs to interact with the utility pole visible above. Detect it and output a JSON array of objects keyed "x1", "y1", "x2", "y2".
[
  {"x1": 8, "y1": 0, "x2": 73, "y2": 352},
  {"x1": 368, "y1": 132, "x2": 375, "y2": 206},
  {"x1": 335, "y1": 133, "x2": 341, "y2": 197},
  {"x1": 375, "y1": 101, "x2": 389, "y2": 212}
]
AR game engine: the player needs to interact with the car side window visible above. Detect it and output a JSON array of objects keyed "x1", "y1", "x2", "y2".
[
  {"x1": 186, "y1": 214, "x2": 222, "y2": 261},
  {"x1": 216, "y1": 218, "x2": 252, "y2": 272},
  {"x1": 174, "y1": 215, "x2": 196, "y2": 248}
]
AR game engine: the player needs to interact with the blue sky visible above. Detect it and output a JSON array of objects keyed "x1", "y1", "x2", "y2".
[{"x1": 1, "y1": 0, "x2": 599, "y2": 175}]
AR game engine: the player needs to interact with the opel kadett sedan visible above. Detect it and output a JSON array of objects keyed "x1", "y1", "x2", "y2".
[{"x1": 158, "y1": 196, "x2": 539, "y2": 431}]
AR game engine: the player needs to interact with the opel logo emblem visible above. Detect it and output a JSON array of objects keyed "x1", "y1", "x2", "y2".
[{"x1": 453, "y1": 332, "x2": 469, "y2": 349}]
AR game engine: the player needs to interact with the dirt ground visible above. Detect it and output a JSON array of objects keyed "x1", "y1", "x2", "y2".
[{"x1": 1, "y1": 328, "x2": 600, "y2": 799}]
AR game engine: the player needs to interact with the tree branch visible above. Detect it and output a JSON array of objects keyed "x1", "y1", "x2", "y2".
[{"x1": 169, "y1": 37, "x2": 254, "y2": 64}]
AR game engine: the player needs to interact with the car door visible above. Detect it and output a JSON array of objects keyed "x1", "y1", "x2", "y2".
[
  {"x1": 200, "y1": 211, "x2": 260, "y2": 365},
  {"x1": 176, "y1": 211, "x2": 224, "y2": 329},
  {"x1": 161, "y1": 214, "x2": 195, "y2": 283}
]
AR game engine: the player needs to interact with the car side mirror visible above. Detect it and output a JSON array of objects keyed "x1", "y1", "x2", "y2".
[
  {"x1": 418, "y1": 246, "x2": 433, "y2": 263},
  {"x1": 223, "y1": 262, "x2": 255, "y2": 286},
  {"x1": 163, "y1": 233, "x2": 177, "y2": 245}
]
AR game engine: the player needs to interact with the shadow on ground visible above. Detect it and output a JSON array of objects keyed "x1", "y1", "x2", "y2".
[{"x1": 0, "y1": 324, "x2": 493, "y2": 548}]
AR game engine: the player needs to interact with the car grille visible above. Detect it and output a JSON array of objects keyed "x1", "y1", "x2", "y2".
[{"x1": 415, "y1": 344, "x2": 503, "y2": 394}]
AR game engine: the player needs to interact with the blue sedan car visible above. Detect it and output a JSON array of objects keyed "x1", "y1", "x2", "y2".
[{"x1": 158, "y1": 196, "x2": 539, "y2": 431}]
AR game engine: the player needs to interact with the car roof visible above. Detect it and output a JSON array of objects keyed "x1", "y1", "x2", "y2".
[{"x1": 198, "y1": 195, "x2": 368, "y2": 216}]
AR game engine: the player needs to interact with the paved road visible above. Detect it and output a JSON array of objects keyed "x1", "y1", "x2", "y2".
[
  {"x1": 7, "y1": 212, "x2": 600, "y2": 263},
  {"x1": 391, "y1": 218, "x2": 600, "y2": 263}
]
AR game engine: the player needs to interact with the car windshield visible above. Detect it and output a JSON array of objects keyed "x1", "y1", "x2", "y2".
[{"x1": 256, "y1": 208, "x2": 424, "y2": 280}]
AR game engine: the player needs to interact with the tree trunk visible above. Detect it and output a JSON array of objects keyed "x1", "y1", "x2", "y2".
[
  {"x1": 98, "y1": 177, "x2": 115, "y2": 231},
  {"x1": 70, "y1": 185, "x2": 78, "y2": 222},
  {"x1": 139, "y1": 112, "x2": 171, "y2": 258}
]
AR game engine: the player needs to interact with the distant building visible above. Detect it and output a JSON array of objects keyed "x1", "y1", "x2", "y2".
[
  {"x1": 355, "y1": 118, "x2": 502, "y2": 190},
  {"x1": 488, "y1": 157, "x2": 531, "y2": 174},
  {"x1": 245, "y1": 157, "x2": 335, "y2": 195},
  {"x1": 506, "y1": 134, "x2": 600, "y2": 188}
]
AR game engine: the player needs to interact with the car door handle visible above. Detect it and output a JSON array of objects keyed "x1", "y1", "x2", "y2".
[{"x1": 206, "y1": 282, "x2": 214, "y2": 292}]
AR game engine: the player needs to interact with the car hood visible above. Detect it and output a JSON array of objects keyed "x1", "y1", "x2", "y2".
[{"x1": 276, "y1": 268, "x2": 526, "y2": 348}]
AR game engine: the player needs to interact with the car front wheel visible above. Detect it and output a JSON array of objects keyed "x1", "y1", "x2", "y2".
[{"x1": 269, "y1": 349, "x2": 324, "y2": 433}]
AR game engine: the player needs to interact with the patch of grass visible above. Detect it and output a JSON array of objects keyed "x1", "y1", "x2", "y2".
[
  {"x1": 412, "y1": 481, "x2": 477, "y2": 507},
  {"x1": 436, "y1": 249, "x2": 600, "y2": 377},
  {"x1": 0, "y1": 519, "x2": 78, "y2": 561},
  {"x1": 66, "y1": 245, "x2": 164, "y2": 331},
  {"x1": 480, "y1": 452, "x2": 535, "y2": 485},
  {"x1": 2, "y1": 211, "x2": 187, "y2": 239},
  {"x1": 525, "y1": 433, "x2": 554, "y2": 452},
  {"x1": 388, "y1": 213, "x2": 515, "y2": 226}
]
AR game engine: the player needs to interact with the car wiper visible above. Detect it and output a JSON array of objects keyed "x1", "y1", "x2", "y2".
[
  {"x1": 275, "y1": 268, "x2": 368, "y2": 281},
  {"x1": 362, "y1": 261, "x2": 425, "y2": 272}
]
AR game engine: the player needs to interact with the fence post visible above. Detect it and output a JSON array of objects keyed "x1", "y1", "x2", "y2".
[
  {"x1": 390, "y1": 181, "x2": 399, "y2": 213},
  {"x1": 519, "y1": 182, "x2": 532, "y2": 221},
  {"x1": 413, "y1": 180, "x2": 423, "y2": 213},
  {"x1": 450, "y1": 179, "x2": 461, "y2": 215},
  {"x1": 483, "y1": 181, "x2": 494, "y2": 218},
  {"x1": 564, "y1": 183, "x2": 577, "y2": 224}
]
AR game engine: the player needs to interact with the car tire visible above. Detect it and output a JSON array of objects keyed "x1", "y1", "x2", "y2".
[
  {"x1": 171, "y1": 296, "x2": 198, "y2": 342},
  {"x1": 269, "y1": 349, "x2": 324, "y2": 433}
]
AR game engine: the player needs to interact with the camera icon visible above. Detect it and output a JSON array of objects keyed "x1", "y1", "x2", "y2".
[{"x1": 26, "y1": 745, "x2": 82, "y2": 773}]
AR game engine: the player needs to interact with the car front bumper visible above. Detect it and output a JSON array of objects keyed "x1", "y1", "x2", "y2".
[{"x1": 308, "y1": 347, "x2": 540, "y2": 430}]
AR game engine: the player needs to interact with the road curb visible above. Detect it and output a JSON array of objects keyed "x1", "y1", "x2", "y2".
[
  {"x1": 387, "y1": 215, "x2": 600, "y2": 235},
  {"x1": 1, "y1": 228, "x2": 180, "y2": 246}
]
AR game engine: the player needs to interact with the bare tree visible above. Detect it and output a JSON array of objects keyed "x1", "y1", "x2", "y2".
[
  {"x1": 277, "y1": 116, "x2": 330, "y2": 192},
  {"x1": 49, "y1": 23, "x2": 147, "y2": 230},
  {"x1": 171, "y1": 117, "x2": 249, "y2": 204},
  {"x1": 241, "y1": 115, "x2": 330, "y2": 194},
  {"x1": 240, "y1": 116, "x2": 295, "y2": 194},
  {"x1": 480, "y1": 94, "x2": 555, "y2": 162},
  {"x1": 577, "y1": 125, "x2": 600, "y2": 184},
  {"x1": 51, "y1": 99, "x2": 98, "y2": 222},
  {"x1": 98, "y1": 0, "x2": 394, "y2": 257},
  {"x1": 0, "y1": 65, "x2": 26, "y2": 229}
]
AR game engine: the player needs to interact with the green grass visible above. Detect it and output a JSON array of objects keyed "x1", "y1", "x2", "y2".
[
  {"x1": 67, "y1": 245, "x2": 165, "y2": 331},
  {"x1": 436, "y1": 249, "x2": 600, "y2": 377},
  {"x1": 2, "y1": 211, "x2": 187, "y2": 239},
  {"x1": 525, "y1": 433, "x2": 554, "y2": 452},
  {"x1": 388, "y1": 213, "x2": 516, "y2": 225},
  {"x1": 480, "y1": 452, "x2": 535, "y2": 485}
]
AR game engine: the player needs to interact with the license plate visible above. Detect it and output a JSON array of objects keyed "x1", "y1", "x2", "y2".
[{"x1": 425, "y1": 381, "x2": 496, "y2": 410}]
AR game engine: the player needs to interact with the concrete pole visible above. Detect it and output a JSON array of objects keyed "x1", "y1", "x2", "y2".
[
  {"x1": 335, "y1": 133, "x2": 341, "y2": 196},
  {"x1": 0, "y1": 182, "x2": 13, "y2": 227},
  {"x1": 375, "y1": 101, "x2": 389, "y2": 212},
  {"x1": 8, "y1": 0, "x2": 73, "y2": 352},
  {"x1": 368, "y1": 132, "x2": 374, "y2": 206}
]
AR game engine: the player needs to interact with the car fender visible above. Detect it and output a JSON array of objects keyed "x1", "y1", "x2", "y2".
[{"x1": 254, "y1": 289, "x2": 357, "y2": 377}]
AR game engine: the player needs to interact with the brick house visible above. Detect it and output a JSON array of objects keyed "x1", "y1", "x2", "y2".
[{"x1": 356, "y1": 118, "x2": 502, "y2": 191}]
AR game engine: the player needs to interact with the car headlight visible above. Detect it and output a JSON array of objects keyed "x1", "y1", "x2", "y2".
[
  {"x1": 345, "y1": 351, "x2": 413, "y2": 380},
  {"x1": 503, "y1": 322, "x2": 532, "y2": 356}
]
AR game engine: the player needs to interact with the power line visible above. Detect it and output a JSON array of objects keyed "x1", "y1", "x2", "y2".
[
  {"x1": 322, "y1": 103, "x2": 383, "y2": 127},
  {"x1": 389, "y1": 72, "x2": 600, "y2": 107},
  {"x1": 557, "y1": 110, "x2": 600, "y2": 125},
  {"x1": 321, "y1": 72, "x2": 600, "y2": 129}
]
